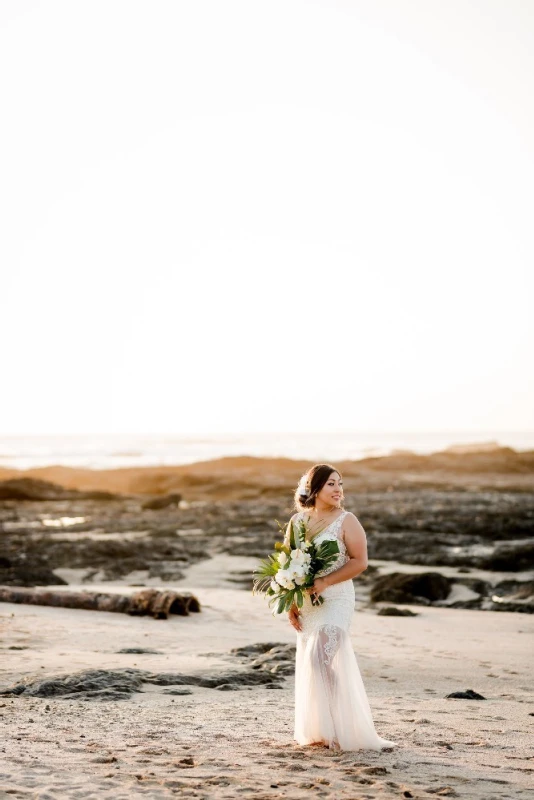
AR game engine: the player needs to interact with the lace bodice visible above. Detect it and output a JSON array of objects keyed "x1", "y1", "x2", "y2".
[
  {"x1": 299, "y1": 510, "x2": 350, "y2": 578},
  {"x1": 295, "y1": 509, "x2": 355, "y2": 638}
]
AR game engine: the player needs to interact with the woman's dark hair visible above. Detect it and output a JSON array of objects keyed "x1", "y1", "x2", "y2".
[{"x1": 293, "y1": 463, "x2": 343, "y2": 511}]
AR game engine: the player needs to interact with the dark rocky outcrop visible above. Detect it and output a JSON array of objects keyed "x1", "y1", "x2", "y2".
[
  {"x1": 2, "y1": 534, "x2": 201, "y2": 582},
  {"x1": 370, "y1": 572, "x2": 452, "y2": 605},
  {"x1": 487, "y1": 578, "x2": 534, "y2": 613},
  {"x1": 369, "y1": 573, "x2": 534, "y2": 614},
  {"x1": 377, "y1": 606, "x2": 419, "y2": 616},
  {"x1": 230, "y1": 642, "x2": 296, "y2": 676},
  {"x1": 0, "y1": 555, "x2": 67, "y2": 587},
  {"x1": 0, "y1": 478, "x2": 76, "y2": 501},
  {"x1": 230, "y1": 643, "x2": 283, "y2": 656},
  {"x1": 492, "y1": 578, "x2": 534, "y2": 601},
  {"x1": 446, "y1": 689, "x2": 486, "y2": 700},
  {"x1": 0, "y1": 657, "x2": 283, "y2": 701},
  {"x1": 0, "y1": 478, "x2": 118, "y2": 502},
  {"x1": 0, "y1": 668, "x2": 144, "y2": 700},
  {"x1": 142, "y1": 492, "x2": 182, "y2": 510},
  {"x1": 479, "y1": 541, "x2": 534, "y2": 571}
]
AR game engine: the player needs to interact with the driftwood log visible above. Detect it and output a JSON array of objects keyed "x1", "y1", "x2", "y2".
[{"x1": 0, "y1": 586, "x2": 200, "y2": 619}]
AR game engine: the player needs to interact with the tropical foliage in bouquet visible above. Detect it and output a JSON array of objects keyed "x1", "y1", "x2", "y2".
[{"x1": 252, "y1": 517, "x2": 340, "y2": 615}]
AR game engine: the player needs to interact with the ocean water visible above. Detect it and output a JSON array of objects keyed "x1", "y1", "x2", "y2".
[{"x1": 0, "y1": 431, "x2": 532, "y2": 471}]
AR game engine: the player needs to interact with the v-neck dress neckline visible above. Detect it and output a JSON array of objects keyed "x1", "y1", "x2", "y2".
[{"x1": 300, "y1": 510, "x2": 346, "y2": 543}]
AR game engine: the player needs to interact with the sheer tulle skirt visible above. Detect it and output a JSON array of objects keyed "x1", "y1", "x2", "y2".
[{"x1": 294, "y1": 622, "x2": 396, "y2": 751}]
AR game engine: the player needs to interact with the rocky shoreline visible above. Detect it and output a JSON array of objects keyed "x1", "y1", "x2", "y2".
[{"x1": 1, "y1": 447, "x2": 533, "y2": 615}]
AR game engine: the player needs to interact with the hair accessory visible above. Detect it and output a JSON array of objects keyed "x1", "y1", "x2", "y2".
[{"x1": 297, "y1": 474, "x2": 309, "y2": 496}]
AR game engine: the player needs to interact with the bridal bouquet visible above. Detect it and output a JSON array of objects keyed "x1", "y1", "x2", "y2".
[{"x1": 252, "y1": 517, "x2": 340, "y2": 615}]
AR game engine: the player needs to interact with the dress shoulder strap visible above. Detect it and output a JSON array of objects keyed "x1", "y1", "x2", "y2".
[{"x1": 332, "y1": 510, "x2": 349, "y2": 541}]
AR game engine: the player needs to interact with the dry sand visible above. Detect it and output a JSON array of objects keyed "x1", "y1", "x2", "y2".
[{"x1": 1, "y1": 576, "x2": 533, "y2": 799}]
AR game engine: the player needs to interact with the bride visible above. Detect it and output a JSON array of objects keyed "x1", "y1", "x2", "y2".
[{"x1": 285, "y1": 463, "x2": 396, "y2": 751}]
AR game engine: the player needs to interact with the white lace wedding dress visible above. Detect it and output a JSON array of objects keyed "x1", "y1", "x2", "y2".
[{"x1": 293, "y1": 510, "x2": 396, "y2": 751}]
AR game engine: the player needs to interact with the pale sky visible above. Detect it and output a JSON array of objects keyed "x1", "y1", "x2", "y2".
[{"x1": 1, "y1": 0, "x2": 533, "y2": 435}]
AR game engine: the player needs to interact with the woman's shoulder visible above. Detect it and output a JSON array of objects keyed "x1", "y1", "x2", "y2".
[
  {"x1": 341, "y1": 511, "x2": 366, "y2": 536},
  {"x1": 341, "y1": 510, "x2": 361, "y2": 525}
]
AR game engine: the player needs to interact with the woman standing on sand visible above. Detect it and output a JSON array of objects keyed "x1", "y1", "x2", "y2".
[{"x1": 286, "y1": 463, "x2": 396, "y2": 751}]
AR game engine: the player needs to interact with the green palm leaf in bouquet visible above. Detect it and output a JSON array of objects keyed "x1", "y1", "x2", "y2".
[{"x1": 252, "y1": 516, "x2": 341, "y2": 614}]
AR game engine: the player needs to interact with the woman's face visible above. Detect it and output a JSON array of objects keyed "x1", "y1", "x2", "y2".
[{"x1": 316, "y1": 471, "x2": 343, "y2": 508}]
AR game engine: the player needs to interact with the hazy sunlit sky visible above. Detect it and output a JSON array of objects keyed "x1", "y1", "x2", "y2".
[{"x1": 1, "y1": 0, "x2": 533, "y2": 435}]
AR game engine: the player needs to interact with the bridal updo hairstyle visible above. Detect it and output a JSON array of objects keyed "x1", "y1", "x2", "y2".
[{"x1": 294, "y1": 463, "x2": 344, "y2": 512}]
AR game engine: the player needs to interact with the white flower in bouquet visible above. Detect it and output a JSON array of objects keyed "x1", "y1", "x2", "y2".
[
  {"x1": 291, "y1": 548, "x2": 311, "y2": 566},
  {"x1": 253, "y1": 514, "x2": 341, "y2": 615},
  {"x1": 275, "y1": 568, "x2": 295, "y2": 590},
  {"x1": 287, "y1": 560, "x2": 309, "y2": 586},
  {"x1": 275, "y1": 569, "x2": 286, "y2": 586},
  {"x1": 288, "y1": 562, "x2": 306, "y2": 579}
]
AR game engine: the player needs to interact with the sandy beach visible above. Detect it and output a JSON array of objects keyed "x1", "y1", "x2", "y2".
[
  {"x1": 1, "y1": 583, "x2": 533, "y2": 799},
  {"x1": 1, "y1": 448, "x2": 533, "y2": 798}
]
